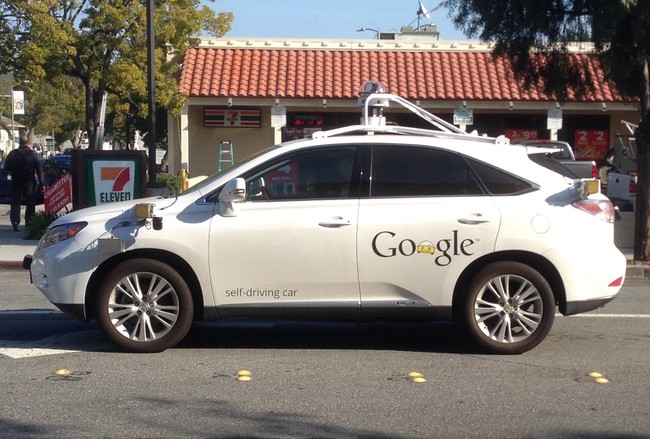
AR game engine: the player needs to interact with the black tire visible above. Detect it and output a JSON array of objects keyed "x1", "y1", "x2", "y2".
[
  {"x1": 95, "y1": 258, "x2": 194, "y2": 353},
  {"x1": 460, "y1": 261, "x2": 555, "y2": 354}
]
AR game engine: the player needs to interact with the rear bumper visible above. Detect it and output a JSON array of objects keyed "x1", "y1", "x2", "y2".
[{"x1": 562, "y1": 296, "x2": 617, "y2": 316}]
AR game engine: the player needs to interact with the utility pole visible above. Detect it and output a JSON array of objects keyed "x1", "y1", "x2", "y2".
[{"x1": 146, "y1": 0, "x2": 157, "y2": 188}]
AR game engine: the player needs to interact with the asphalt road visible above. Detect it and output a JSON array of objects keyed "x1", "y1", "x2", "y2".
[{"x1": 1, "y1": 268, "x2": 649, "y2": 438}]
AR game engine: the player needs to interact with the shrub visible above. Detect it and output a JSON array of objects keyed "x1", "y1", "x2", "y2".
[
  {"x1": 156, "y1": 173, "x2": 183, "y2": 195},
  {"x1": 25, "y1": 210, "x2": 60, "y2": 240}
]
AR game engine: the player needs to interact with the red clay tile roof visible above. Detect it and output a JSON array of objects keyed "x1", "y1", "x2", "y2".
[{"x1": 179, "y1": 46, "x2": 623, "y2": 103}]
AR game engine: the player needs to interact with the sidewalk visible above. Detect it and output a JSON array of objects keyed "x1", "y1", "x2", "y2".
[
  {"x1": 0, "y1": 205, "x2": 41, "y2": 268},
  {"x1": 1, "y1": 204, "x2": 647, "y2": 277}
]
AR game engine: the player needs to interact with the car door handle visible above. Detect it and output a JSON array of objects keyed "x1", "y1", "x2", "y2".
[
  {"x1": 318, "y1": 217, "x2": 352, "y2": 228},
  {"x1": 458, "y1": 214, "x2": 490, "y2": 225}
]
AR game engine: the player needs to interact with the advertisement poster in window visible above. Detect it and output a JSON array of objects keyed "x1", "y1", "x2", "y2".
[
  {"x1": 574, "y1": 130, "x2": 609, "y2": 161},
  {"x1": 504, "y1": 129, "x2": 539, "y2": 143},
  {"x1": 264, "y1": 163, "x2": 300, "y2": 197}
]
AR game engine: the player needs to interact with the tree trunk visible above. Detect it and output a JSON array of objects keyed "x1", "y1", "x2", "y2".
[
  {"x1": 634, "y1": 59, "x2": 650, "y2": 261},
  {"x1": 84, "y1": 80, "x2": 96, "y2": 149}
]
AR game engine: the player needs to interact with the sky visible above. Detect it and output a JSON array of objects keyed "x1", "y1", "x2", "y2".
[{"x1": 206, "y1": 0, "x2": 468, "y2": 40}]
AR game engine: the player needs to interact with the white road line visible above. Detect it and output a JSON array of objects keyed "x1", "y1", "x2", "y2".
[
  {"x1": 0, "y1": 331, "x2": 111, "y2": 359},
  {"x1": 562, "y1": 313, "x2": 650, "y2": 318},
  {"x1": 0, "y1": 346, "x2": 83, "y2": 359}
]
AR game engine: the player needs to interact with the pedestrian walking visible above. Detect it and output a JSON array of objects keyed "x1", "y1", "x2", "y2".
[{"x1": 4, "y1": 135, "x2": 46, "y2": 231}]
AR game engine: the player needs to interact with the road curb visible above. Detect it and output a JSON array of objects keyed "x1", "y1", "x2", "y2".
[
  {"x1": 625, "y1": 265, "x2": 650, "y2": 279},
  {"x1": 0, "y1": 261, "x2": 24, "y2": 270}
]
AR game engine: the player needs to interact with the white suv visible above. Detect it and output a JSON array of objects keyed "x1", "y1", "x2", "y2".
[{"x1": 26, "y1": 85, "x2": 626, "y2": 354}]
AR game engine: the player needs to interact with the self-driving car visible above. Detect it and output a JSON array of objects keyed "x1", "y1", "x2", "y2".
[{"x1": 25, "y1": 83, "x2": 626, "y2": 354}]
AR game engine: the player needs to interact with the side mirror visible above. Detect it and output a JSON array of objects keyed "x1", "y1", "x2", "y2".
[{"x1": 219, "y1": 178, "x2": 246, "y2": 217}]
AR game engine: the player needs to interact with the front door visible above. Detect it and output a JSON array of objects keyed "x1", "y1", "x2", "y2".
[{"x1": 209, "y1": 145, "x2": 362, "y2": 319}]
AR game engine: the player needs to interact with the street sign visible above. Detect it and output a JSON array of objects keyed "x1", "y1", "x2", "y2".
[
  {"x1": 453, "y1": 108, "x2": 473, "y2": 126},
  {"x1": 547, "y1": 108, "x2": 563, "y2": 130},
  {"x1": 44, "y1": 173, "x2": 72, "y2": 215},
  {"x1": 271, "y1": 106, "x2": 287, "y2": 128}
]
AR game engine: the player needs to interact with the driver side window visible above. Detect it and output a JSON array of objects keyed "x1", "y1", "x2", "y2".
[{"x1": 245, "y1": 146, "x2": 358, "y2": 201}]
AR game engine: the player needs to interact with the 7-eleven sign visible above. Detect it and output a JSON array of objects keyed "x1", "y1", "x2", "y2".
[{"x1": 92, "y1": 161, "x2": 136, "y2": 204}]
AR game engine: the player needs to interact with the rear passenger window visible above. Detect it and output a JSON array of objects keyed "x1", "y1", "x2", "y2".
[
  {"x1": 465, "y1": 158, "x2": 535, "y2": 195},
  {"x1": 370, "y1": 146, "x2": 483, "y2": 197}
]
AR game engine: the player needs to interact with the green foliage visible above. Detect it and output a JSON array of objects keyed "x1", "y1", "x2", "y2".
[
  {"x1": 25, "y1": 210, "x2": 60, "y2": 240},
  {"x1": 25, "y1": 76, "x2": 85, "y2": 140},
  {"x1": 444, "y1": 0, "x2": 650, "y2": 104},
  {"x1": 156, "y1": 172, "x2": 183, "y2": 195},
  {"x1": 3, "y1": 0, "x2": 233, "y2": 146}
]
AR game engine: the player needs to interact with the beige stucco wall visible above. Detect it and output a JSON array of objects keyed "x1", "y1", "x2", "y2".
[
  {"x1": 186, "y1": 106, "x2": 277, "y2": 179},
  {"x1": 166, "y1": 99, "x2": 641, "y2": 182}
]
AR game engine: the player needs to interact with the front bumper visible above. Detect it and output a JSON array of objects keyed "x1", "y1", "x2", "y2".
[{"x1": 23, "y1": 254, "x2": 32, "y2": 270}]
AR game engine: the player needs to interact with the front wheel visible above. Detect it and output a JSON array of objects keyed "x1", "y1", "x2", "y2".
[
  {"x1": 95, "y1": 259, "x2": 194, "y2": 353},
  {"x1": 461, "y1": 262, "x2": 555, "y2": 354}
]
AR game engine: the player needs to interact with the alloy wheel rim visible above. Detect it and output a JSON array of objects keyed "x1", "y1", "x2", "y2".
[
  {"x1": 474, "y1": 274, "x2": 544, "y2": 344},
  {"x1": 107, "y1": 272, "x2": 180, "y2": 342}
]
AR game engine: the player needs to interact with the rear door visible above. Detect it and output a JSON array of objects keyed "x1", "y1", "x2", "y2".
[{"x1": 357, "y1": 144, "x2": 502, "y2": 318}]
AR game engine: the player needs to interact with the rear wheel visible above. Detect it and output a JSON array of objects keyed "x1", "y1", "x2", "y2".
[
  {"x1": 95, "y1": 259, "x2": 193, "y2": 353},
  {"x1": 461, "y1": 262, "x2": 555, "y2": 354}
]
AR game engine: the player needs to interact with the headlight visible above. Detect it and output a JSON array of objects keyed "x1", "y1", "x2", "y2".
[{"x1": 38, "y1": 222, "x2": 88, "y2": 250}]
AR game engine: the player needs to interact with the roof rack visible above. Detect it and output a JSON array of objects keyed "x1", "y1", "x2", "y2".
[{"x1": 313, "y1": 81, "x2": 510, "y2": 145}]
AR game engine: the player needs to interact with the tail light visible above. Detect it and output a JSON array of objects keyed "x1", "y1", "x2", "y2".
[
  {"x1": 572, "y1": 199, "x2": 616, "y2": 223},
  {"x1": 591, "y1": 163, "x2": 598, "y2": 179},
  {"x1": 629, "y1": 172, "x2": 637, "y2": 194},
  {"x1": 609, "y1": 277, "x2": 624, "y2": 287}
]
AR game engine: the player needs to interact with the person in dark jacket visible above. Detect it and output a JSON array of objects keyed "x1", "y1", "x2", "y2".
[{"x1": 4, "y1": 136, "x2": 46, "y2": 231}]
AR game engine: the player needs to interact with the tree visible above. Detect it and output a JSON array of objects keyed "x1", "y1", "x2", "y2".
[
  {"x1": 444, "y1": 0, "x2": 650, "y2": 261},
  {"x1": 24, "y1": 77, "x2": 85, "y2": 148},
  {"x1": 3, "y1": 0, "x2": 232, "y2": 148}
]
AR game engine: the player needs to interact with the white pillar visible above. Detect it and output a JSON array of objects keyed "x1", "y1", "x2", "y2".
[
  {"x1": 167, "y1": 105, "x2": 190, "y2": 176},
  {"x1": 179, "y1": 106, "x2": 189, "y2": 174}
]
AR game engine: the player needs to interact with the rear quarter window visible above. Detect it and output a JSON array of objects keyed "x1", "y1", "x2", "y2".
[
  {"x1": 527, "y1": 153, "x2": 579, "y2": 178},
  {"x1": 465, "y1": 157, "x2": 536, "y2": 195}
]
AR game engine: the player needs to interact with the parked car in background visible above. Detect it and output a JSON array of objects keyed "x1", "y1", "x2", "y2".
[
  {"x1": 49, "y1": 153, "x2": 72, "y2": 173},
  {"x1": 521, "y1": 140, "x2": 598, "y2": 179},
  {"x1": 0, "y1": 158, "x2": 64, "y2": 204},
  {"x1": 0, "y1": 160, "x2": 11, "y2": 204}
]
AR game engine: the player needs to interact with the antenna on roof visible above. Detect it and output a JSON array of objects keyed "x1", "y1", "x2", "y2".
[
  {"x1": 417, "y1": 1, "x2": 430, "y2": 31},
  {"x1": 418, "y1": 1, "x2": 431, "y2": 19},
  {"x1": 413, "y1": 1, "x2": 442, "y2": 31}
]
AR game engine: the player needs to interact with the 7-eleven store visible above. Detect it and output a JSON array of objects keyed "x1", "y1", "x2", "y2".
[{"x1": 167, "y1": 37, "x2": 638, "y2": 183}]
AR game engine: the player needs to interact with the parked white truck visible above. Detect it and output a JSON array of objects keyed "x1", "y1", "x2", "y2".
[{"x1": 606, "y1": 121, "x2": 638, "y2": 212}]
